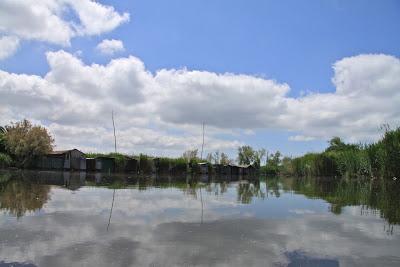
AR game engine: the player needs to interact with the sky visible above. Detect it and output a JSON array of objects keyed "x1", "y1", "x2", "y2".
[{"x1": 0, "y1": 0, "x2": 399, "y2": 159}]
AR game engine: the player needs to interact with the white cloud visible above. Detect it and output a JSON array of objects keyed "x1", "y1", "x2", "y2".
[
  {"x1": 289, "y1": 135, "x2": 315, "y2": 142},
  {"x1": 0, "y1": 35, "x2": 20, "y2": 60},
  {"x1": 0, "y1": 0, "x2": 129, "y2": 46},
  {"x1": 96, "y1": 39, "x2": 125, "y2": 55},
  {"x1": 0, "y1": 51, "x2": 399, "y2": 155}
]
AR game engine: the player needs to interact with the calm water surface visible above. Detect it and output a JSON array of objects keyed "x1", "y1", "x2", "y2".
[{"x1": 0, "y1": 170, "x2": 399, "y2": 267}]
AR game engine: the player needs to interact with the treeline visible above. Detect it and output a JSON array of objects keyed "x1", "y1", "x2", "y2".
[
  {"x1": 0, "y1": 119, "x2": 266, "y2": 172},
  {"x1": 285, "y1": 127, "x2": 400, "y2": 179}
]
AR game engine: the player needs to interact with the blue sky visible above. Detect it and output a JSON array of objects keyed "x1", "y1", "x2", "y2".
[{"x1": 0, "y1": 0, "x2": 399, "y2": 158}]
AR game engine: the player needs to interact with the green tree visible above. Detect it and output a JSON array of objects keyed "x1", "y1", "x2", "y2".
[
  {"x1": 237, "y1": 146, "x2": 265, "y2": 168},
  {"x1": 4, "y1": 119, "x2": 54, "y2": 167},
  {"x1": 220, "y1": 152, "x2": 230, "y2": 165},
  {"x1": 182, "y1": 149, "x2": 198, "y2": 163},
  {"x1": 237, "y1": 145, "x2": 255, "y2": 165},
  {"x1": 0, "y1": 126, "x2": 6, "y2": 153},
  {"x1": 325, "y1": 137, "x2": 358, "y2": 152}
]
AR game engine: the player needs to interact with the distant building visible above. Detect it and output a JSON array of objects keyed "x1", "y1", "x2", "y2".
[
  {"x1": 86, "y1": 158, "x2": 96, "y2": 172},
  {"x1": 239, "y1": 164, "x2": 257, "y2": 176},
  {"x1": 197, "y1": 162, "x2": 209, "y2": 174},
  {"x1": 36, "y1": 149, "x2": 85, "y2": 170},
  {"x1": 229, "y1": 164, "x2": 240, "y2": 176},
  {"x1": 125, "y1": 157, "x2": 138, "y2": 173},
  {"x1": 95, "y1": 157, "x2": 115, "y2": 173}
]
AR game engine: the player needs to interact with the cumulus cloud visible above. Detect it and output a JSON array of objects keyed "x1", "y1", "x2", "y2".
[
  {"x1": 0, "y1": 35, "x2": 20, "y2": 60},
  {"x1": 0, "y1": 51, "x2": 399, "y2": 154},
  {"x1": 0, "y1": 0, "x2": 129, "y2": 46},
  {"x1": 289, "y1": 135, "x2": 316, "y2": 142},
  {"x1": 96, "y1": 39, "x2": 125, "y2": 55}
]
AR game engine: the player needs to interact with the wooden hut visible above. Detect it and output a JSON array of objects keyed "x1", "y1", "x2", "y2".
[
  {"x1": 37, "y1": 149, "x2": 85, "y2": 170},
  {"x1": 125, "y1": 157, "x2": 138, "y2": 173},
  {"x1": 240, "y1": 164, "x2": 257, "y2": 175},
  {"x1": 213, "y1": 164, "x2": 223, "y2": 175},
  {"x1": 95, "y1": 157, "x2": 115, "y2": 173},
  {"x1": 229, "y1": 164, "x2": 240, "y2": 176},
  {"x1": 86, "y1": 158, "x2": 96, "y2": 172},
  {"x1": 197, "y1": 162, "x2": 209, "y2": 174},
  {"x1": 221, "y1": 165, "x2": 231, "y2": 175}
]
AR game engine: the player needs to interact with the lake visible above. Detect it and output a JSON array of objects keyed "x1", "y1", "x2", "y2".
[{"x1": 0, "y1": 170, "x2": 399, "y2": 266}]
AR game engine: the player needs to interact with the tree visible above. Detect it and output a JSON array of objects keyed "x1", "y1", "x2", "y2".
[
  {"x1": 4, "y1": 119, "x2": 54, "y2": 167},
  {"x1": 254, "y1": 148, "x2": 266, "y2": 169},
  {"x1": 182, "y1": 149, "x2": 198, "y2": 163},
  {"x1": 325, "y1": 137, "x2": 358, "y2": 152},
  {"x1": 0, "y1": 126, "x2": 6, "y2": 153},
  {"x1": 237, "y1": 146, "x2": 255, "y2": 165},
  {"x1": 220, "y1": 152, "x2": 230, "y2": 165},
  {"x1": 206, "y1": 153, "x2": 214, "y2": 163},
  {"x1": 213, "y1": 151, "x2": 220, "y2": 164},
  {"x1": 237, "y1": 145, "x2": 266, "y2": 168},
  {"x1": 264, "y1": 151, "x2": 282, "y2": 176}
]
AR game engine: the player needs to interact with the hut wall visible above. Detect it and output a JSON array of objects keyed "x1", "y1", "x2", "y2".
[
  {"x1": 69, "y1": 150, "x2": 85, "y2": 170},
  {"x1": 40, "y1": 156, "x2": 64, "y2": 170},
  {"x1": 125, "y1": 159, "x2": 138, "y2": 173},
  {"x1": 79, "y1": 158, "x2": 86, "y2": 170},
  {"x1": 86, "y1": 158, "x2": 96, "y2": 172},
  {"x1": 95, "y1": 158, "x2": 115, "y2": 173}
]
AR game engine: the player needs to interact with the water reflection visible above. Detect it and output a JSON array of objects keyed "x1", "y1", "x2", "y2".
[
  {"x1": 1, "y1": 171, "x2": 400, "y2": 225},
  {"x1": 287, "y1": 176, "x2": 400, "y2": 225},
  {"x1": 0, "y1": 171, "x2": 399, "y2": 266},
  {"x1": 0, "y1": 172, "x2": 50, "y2": 218}
]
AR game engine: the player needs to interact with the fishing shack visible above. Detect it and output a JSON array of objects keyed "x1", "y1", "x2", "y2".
[
  {"x1": 36, "y1": 149, "x2": 86, "y2": 171},
  {"x1": 197, "y1": 162, "x2": 209, "y2": 174},
  {"x1": 95, "y1": 157, "x2": 115, "y2": 173},
  {"x1": 125, "y1": 156, "x2": 138, "y2": 173},
  {"x1": 229, "y1": 164, "x2": 240, "y2": 176},
  {"x1": 86, "y1": 158, "x2": 96, "y2": 172}
]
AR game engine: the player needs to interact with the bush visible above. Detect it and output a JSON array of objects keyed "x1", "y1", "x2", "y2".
[
  {"x1": 4, "y1": 119, "x2": 54, "y2": 167},
  {"x1": 0, "y1": 153, "x2": 13, "y2": 168}
]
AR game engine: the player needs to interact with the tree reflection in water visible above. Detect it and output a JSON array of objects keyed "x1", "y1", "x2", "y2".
[
  {"x1": 0, "y1": 173, "x2": 50, "y2": 218},
  {"x1": 1, "y1": 171, "x2": 399, "y2": 225}
]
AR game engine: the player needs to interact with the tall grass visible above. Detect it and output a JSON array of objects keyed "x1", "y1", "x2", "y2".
[{"x1": 288, "y1": 127, "x2": 400, "y2": 179}]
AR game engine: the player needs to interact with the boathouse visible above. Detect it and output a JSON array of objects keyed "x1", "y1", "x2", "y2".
[
  {"x1": 36, "y1": 149, "x2": 86, "y2": 170},
  {"x1": 198, "y1": 162, "x2": 209, "y2": 174},
  {"x1": 125, "y1": 157, "x2": 138, "y2": 173},
  {"x1": 95, "y1": 157, "x2": 115, "y2": 173},
  {"x1": 86, "y1": 158, "x2": 96, "y2": 172}
]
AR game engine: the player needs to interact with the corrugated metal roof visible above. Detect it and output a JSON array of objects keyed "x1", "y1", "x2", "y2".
[{"x1": 47, "y1": 149, "x2": 84, "y2": 155}]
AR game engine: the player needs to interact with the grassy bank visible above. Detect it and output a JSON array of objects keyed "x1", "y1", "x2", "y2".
[{"x1": 287, "y1": 127, "x2": 400, "y2": 179}]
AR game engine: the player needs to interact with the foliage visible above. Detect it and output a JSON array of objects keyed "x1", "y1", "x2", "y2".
[
  {"x1": 0, "y1": 126, "x2": 6, "y2": 153},
  {"x1": 286, "y1": 127, "x2": 400, "y2": 179},
  {"x1": 325, "y1": 136, "x2": 359, "y2": 152},
  {"x1": 206, "y1": 151, "x2": 233, "y2": 165},
  {"x1": 139, "y1": 154, "x2": 154, "y2": 174},
  {"x1": 237, "y1": 146, "x2": 265, "y2": 168},
  {"x1": 220, "y1": 152, "x2": 231, "y2": 165},
  {"x1": 182, "y1": 149, "x2": 198, "y2": 162},
  {"x1": 0, "y1": 153, "x2": 13, "y2": 168},
  {"x1": 4, "y1": 119, "x2": 54, "y2": 167},
  {"x1": 262, "y1": 151, "x2": 282, "y2": 176}
]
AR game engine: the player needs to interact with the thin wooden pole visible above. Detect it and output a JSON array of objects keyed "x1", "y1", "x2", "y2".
[
  {"x1": 112, "y1": 110, "x2": 117, "y2": 153},
  {"x1": 200, "y1": 122, "x2": 205, "y2": 160}
]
